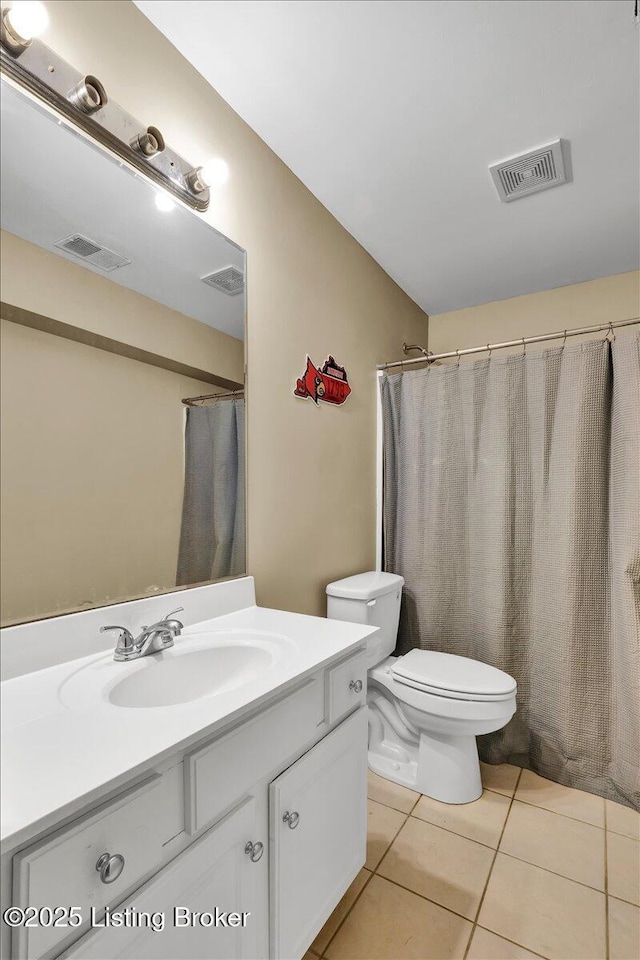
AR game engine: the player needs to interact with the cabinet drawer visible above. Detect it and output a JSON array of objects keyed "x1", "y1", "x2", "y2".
[
  {"x1": 12, "y1": 766, "x2": 184, "y2": 960},
  {"x1": 326, "y1": 650, "x2": 367, "y2": 724},
  {"x1": 185, "y1": 678, "x2": 323, "y2": 835}
]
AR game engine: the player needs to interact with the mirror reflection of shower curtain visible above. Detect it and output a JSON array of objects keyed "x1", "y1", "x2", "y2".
[
  {"x1": 176, "y1": 397, "x2": 245, "y2": 585},
  {"x1": 381, "y1": 334, "x2": 640, "y2": 810}
]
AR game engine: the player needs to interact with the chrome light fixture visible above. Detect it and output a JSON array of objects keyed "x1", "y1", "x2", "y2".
[
  {"x1": 0, "y1": 1, "x2": 226, "y2": 212},
  {"x1": 67, "y1": 75, "x2": 107, "y2": 114},
  {"x1": 131, "y1": 126, "x2": 165, "y2": 157}
]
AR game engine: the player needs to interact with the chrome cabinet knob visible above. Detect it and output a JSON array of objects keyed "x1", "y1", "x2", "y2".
[
  {"x1": 349, "y1": 679, "x2": 363, "y2": 693},
  {"x1": 95, "y1": 852, "x2": 125, "y2": 884},
  {"x1": 282, "y1": 810, "x2": 300, "y2": 829},
  {"x1": 244, "y1": 840, "x2": 264, "y2": 862}
]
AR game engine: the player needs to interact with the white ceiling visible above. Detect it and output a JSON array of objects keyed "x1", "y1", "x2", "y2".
[
  {"x1": 136, "y1": 0, "x2": 639, "y2": 315},
  {"x1": 1, "y1": 82, "x2": 245, "y2": 338}
]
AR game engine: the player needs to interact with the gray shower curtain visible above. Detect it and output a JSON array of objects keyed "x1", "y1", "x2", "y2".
[
  {"x1": 176, "y1": 397, "x2": 245, "y2": 585},
  {"x1": 381, "y1": 334, "x2": 640, "y2": 810}
]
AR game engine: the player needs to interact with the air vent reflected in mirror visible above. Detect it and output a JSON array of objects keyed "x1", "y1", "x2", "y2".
[
  {"x1": 201, "y1": 265, "x2": 245, "y2": 296},
  {"x1": 54, "y1": 234, "x2": 131, "y2": 271}
]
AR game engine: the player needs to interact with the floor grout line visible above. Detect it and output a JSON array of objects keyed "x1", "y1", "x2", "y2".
[
  {"x1": 474, "y1": 924, "x2": 551, "y2": 959},
  {"x1": 512, "y1": 794, "x2": 606, "y2": 830},
  {"x1": 370, "y1": 871, "x2": 482, "y2": 925},
  {"x1": 363, "y1": 871, "x2": 555, "y2": 960},
  {"x1": 606, "y1": 826, "x2": 640, "y2": 840},
  {"x1": 463, "y1": 767, "x2": 523, "y2": 959},
  {"x1": 407, "y1": 806, "x2": 512, "y2": 851},
  {"x1": 367, "y1": 807, "x2": 410, "y2": 872}
]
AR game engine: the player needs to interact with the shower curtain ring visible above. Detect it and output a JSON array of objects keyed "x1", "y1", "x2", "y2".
[
  {"x1": 522, "y1": 337, "x2": 527, "y2": 356},
  {"x1": 562, "y1": 329, "x2": 567, "y2": 348},
  {"x1": 487, "y1": 343, "x2": 492, "y2": 360},
  {"x1": 456, "y1": 348, "x2": 461, "y2": 367},
  {"x1": 608, "y1": 321, "x2": 616, "y2": 342}
]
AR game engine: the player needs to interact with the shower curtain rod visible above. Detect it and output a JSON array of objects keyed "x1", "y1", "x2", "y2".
[
  {"x1": 182, "y1": 388, "x2": 244, "y2": 406},
  {"x1": 377, "y1": 316, "x2": 640, "y2": 372}
]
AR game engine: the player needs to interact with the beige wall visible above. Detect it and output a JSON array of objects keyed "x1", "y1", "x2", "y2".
[
  {"x1": 429, "y1": 270, "x2": 640, "y2": 357},
  {"x1": 33, "y1": 1, "x2": 428, "y2": 619}
]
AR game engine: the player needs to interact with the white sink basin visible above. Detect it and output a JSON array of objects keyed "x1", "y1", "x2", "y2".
[
  {"x1": 59, "y1": 630, "x2": 294, "y2": 711},
  {"x1": 108, "y1": 645, "x2": 273, "y2": 708}
]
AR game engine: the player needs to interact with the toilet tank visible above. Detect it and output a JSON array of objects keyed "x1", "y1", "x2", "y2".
[{"x1": 326, "y1": 571, "x2": 404, "y2": 668}]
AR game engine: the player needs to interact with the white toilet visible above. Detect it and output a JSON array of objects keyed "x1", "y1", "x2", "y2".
[{"x1": 327, "y1": 571, "x2": 517, "y2": 804}]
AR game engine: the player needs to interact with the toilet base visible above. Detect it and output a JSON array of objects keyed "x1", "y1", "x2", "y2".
[
  {"x1": 368, "y1": 733, "x2": 482, "y2": 804},
  {"x1": 368, "y1": 750, "x2": 420, "y2": 793},
  {"x1": 416, "y1": 731, "x2": 482, "y2": 803}
]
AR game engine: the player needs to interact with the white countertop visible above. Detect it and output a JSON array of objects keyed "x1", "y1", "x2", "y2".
[{"x1": 1, "y1": 604, "x2": 375, "y2": 851}]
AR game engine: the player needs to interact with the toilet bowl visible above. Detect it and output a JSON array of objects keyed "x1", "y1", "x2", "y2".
[{"x1": 326, "y1": 572, "x2": 517, "y2": 804}]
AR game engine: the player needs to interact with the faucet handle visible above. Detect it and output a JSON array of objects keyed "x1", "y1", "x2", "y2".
[
  {"x1": 100, "y1": 624, "x2": 133, "y2": 639},
  {"x1": 162, "y1": 607, "x2": 184, "y2": 637},
  {"x1": 162, "y1": 606, "x2": 184, "y2": 622},
  {"x1": 100, "y1": 625, "x2": 134, "y2": 654}
]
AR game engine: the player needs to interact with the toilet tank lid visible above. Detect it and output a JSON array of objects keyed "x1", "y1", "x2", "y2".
[{"x1": 326, "y1": 571, "x2": 404, "y2": 601}]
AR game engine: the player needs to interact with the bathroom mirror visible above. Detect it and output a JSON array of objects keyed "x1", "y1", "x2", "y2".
[{"x1": 0, "y1": 80, "x2": 246, "y2": 626}]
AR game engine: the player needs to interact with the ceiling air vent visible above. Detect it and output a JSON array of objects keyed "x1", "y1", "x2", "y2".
[
  {"x1": 54, "y1": 234, "x2": 131, "y2": 271},
  {"x1": 489, "y1": 139, "x2": 571, "y2": 202},
  {"x1": 201, "y1": 266, "x2": 245, "y2": 296}
]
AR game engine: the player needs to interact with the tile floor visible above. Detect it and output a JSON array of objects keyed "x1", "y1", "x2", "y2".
[{"x1": 304, "y1": 764, "x2": 640, "y2": 960}]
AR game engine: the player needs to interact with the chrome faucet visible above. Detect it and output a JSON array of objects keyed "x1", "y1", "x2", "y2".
[{"x1": 101, "y1": 607, "x2": 184, "y2": 662}]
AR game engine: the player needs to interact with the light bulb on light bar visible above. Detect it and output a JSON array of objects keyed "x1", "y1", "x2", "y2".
[
  {"x1": 199, "y1": 157, "x2": 229, "y2": 188},
  {"x1": 187, "y1": 157, "x2": 229, "y2": 194},
  {"x1": 4, "y1": 1, "x2": 49, "y2": 43}
]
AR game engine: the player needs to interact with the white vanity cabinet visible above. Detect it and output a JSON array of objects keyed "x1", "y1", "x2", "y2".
[{"x1": 5, "y1": 648, "x2": 368, "y2": 960}]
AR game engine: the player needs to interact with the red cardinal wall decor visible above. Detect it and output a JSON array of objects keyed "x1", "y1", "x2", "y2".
[{"x1": 294, "y1": 355, "x2": 351, "y2": 406}]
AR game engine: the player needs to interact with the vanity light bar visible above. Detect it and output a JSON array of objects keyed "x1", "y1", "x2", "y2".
[{"x1": 0, "y1": 8, "x2": 211, "y2": 212}]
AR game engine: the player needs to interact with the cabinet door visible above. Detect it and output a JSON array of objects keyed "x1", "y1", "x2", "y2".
[
  {"x1": 270, "y1": 707, "x2": 367, "y2": 960},
  {"x1": 61, "y1": 796, "x2": 267, "y2": 960}
]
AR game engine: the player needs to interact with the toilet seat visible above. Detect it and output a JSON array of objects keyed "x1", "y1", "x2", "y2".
[{"x1": 391, "y1": 649, "x2": 517, "y2": 702}]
